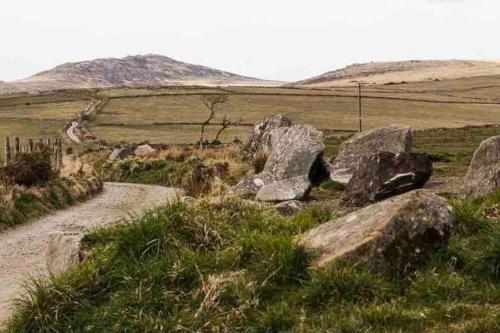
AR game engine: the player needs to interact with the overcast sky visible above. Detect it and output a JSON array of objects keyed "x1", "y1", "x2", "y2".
[{"x1": 0, "y1": 0, "x2": 498, "y2": 82}]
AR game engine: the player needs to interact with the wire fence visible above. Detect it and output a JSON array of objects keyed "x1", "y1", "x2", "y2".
[{"x1": 2, "y1": 136, "x2": 63, "y2": 169}]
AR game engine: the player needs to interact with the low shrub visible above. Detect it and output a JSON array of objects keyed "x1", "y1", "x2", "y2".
[
  {"x1": 0, "y1": 150, "x2": 54, "y2": 186},
  {"x1": 0, "y1": 173, "x2": 103, "y2": 229},
  {"x1": 92, "y1": 146, "x2": 250, "y2": 197}
]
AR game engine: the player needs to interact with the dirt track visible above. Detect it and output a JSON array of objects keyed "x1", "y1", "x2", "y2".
[{"x1": 0, "y1": 182, "x2": 180, "y2": 327}]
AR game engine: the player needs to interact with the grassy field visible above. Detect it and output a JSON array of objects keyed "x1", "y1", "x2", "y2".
[
  {"x1": 0, "y1": 100, "x2": 87, "y2": 163},
  {"x1": 0, "y1": 101, "x2": 86, "y2": 140},
  {"x1": 2, "y1": 75, "x2": 500, "y2": 147},
  {"x1": 88, "y1": 86, "x2": 500, "y2": 144}
]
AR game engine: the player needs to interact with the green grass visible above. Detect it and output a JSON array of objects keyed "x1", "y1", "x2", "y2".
[
  {"x1": 6, "y1": 191, "x2": 500, "y2": 332},
  {"x1": 0, "y1": 100, "x2": 87, "y2": 142},
  {"x1": 2, "y1": 82, "x2": 500, "y2": 147},
  {"x1": 92, "y1": 155, "x2": 242, "y2": 197},
  {"x1": 0, "y1": 100, "x2": 87, "y2": 163}
]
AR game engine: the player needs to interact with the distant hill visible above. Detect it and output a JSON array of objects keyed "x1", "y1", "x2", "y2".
[
  {"x1": 293, "y1": 60, "x2": 500, "y2": 87},
  {"x1": 0, "y1": 54, "x2": 280, "y2": 93}
]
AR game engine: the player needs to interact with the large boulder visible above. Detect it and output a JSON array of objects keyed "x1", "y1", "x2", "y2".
[
  {"x1": 233, "y1": 125, "x2": 327, "y2": 201},
  {"x1": 462, "y1": 135, "x2": 500, "y2": 198},
  {"x1": 264, "y1": 125, "x2": 326, "y2": 180},
  {"x1": 46, "y1": 232, "x2": 84, "y2": 275},
  {"x1": 134, "y1": 144, "x2": 156, "y2": 157},
  {"x1": 343, "y1": 152, "x2": 432, "y2": 206},
  {"x1": 329, "y1": 125, "x2": 412, "y2": 185},
  {"x1": 241, "y1": 114, "x2": 293, "y2": 159},
  {"x1": 297, "y1": 190, "x2": 453, "y2": 272},
  {"x1": 256, "y1": 176, "x2": 312, "y2": 202}
]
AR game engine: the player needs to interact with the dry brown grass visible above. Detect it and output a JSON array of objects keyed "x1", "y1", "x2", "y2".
[
  {"x1": 88, "y1": 85, "x2": 500, "y2": 144},
  {"x1": 157, "y1": 146, "x2": 191, "y2": 161},
  {"x1": 193, "y1": 146, "x2": 247, "y2": 175}
]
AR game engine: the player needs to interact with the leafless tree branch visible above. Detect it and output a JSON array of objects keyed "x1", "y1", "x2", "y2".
[
  {"x1": 213, "y1": 113, "x2": 242, "y2": 143},
  {"x1": 199, "y1": 95, "x2": 228, "y2": 148}
]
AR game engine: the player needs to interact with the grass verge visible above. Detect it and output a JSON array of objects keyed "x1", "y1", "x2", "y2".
[
  {"x1": 88, "y1": 146, "x2": 250, "y2": 197},
  {"x1": 5, "y1": 191, "x2": 500, "y2": 332},
  {"x1": 0, "y1": 173, "x2": 103, "y2": 229}
]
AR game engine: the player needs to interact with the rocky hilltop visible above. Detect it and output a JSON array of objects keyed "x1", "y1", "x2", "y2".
[
  {"x1": 1, "y1": 54, "x2": 278, "y2": 93},
  {"x1": 293, "y1": 59, "x2": 500, "y2": 87}
]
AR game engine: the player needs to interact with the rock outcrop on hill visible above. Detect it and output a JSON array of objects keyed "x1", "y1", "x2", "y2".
[
  {"x1": 297, "y1": 190, "x2": 453, "y2": 272},
  {"x1": 1, "y1": 54, "x2": 279, "y2": 93},
  {"x1": 343, "y1": 152, "x2": 432, "y2": 206},
  {"x1": 462, "y1": 135, "x2": 500, "y2": 198},
  {"x1": 292, "y1": 59, "x2": 500, "y2": 87},
  {"x1": 329, "y1": 125, "x2": 412, "y2": 185}
]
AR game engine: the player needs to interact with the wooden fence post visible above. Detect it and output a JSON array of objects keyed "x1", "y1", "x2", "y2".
[
  {"x1": 3, "y1": 137, "x2": 10, "y2": 166},
  {"x1": 57, "y1": 139, "x2": 63, "y2": 169},
  {"x1": 3, "y1": 136, "x2": 64, "y2": 168},
  {"x1": 15, "y1": 137, "x2": 20, "y2": 156}
]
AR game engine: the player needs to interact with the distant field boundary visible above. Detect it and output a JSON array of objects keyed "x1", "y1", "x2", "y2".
[
  {"x1": 3, "y1": 88, "x2": 500, "y2": 108},
  {"x1": 92, "y1": 122, "x2": 359, "y2": 134},
  {"x1": 97, "y1": 122, "x2": 254, "y2": 127},
  {"x1": 102, "y1": 91, "x2": 500, "y2": 106}
]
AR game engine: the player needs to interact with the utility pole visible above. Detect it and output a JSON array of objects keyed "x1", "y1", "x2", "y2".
[{"x1": 358, "y1": 83, "x2": 363, "y2": 132}]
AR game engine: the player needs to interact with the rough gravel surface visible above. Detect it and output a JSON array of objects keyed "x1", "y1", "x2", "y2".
[{"x1": 0, "y1": 182, "x2": 180, "y2": 327}]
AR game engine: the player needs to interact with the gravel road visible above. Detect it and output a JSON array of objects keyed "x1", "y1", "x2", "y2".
[
  {"x1": 66, "y1": 121, "x2": 80, "y2": 143},
  {"x1": 0, "y1": 182, "x2": 180, "y2": 327}
]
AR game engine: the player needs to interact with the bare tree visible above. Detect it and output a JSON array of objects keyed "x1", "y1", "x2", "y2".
[
  {"x1": 213, "y1": 113, "x2": 242, "y2": 144},
  {"x1": 199, "y1": 95, "x2": 228, "y2": 148}
]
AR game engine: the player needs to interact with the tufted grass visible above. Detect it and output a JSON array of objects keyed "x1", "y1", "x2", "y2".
[
  {"x1": 0, "y1": 174, "x2": 103, "y2": 229},
  {"x1": 5, "y1": 190, "x2": 500, "y2": 333}
]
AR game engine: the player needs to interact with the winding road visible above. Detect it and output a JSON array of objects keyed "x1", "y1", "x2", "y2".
[
  {"x1": 0, "y1": 183, "x2": 180, "y2": 327},
  {"x1": 66, "y1": 121, "x2": 81, "y2": 143}
]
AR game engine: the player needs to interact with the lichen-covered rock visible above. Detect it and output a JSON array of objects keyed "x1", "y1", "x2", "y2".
[
  {"x1": 297, "y1": 190, "x2": 453, "y2": 272},
  {"x1": 134, "y1": 144, "x2": 156, "y2": 157},
  {"x1": 46, "y1": 232, "x2": 84, "y2": 275},
  {"x1": 256, "y1": 176, "x2": 312, "y2": 202},
  {"x1": 343, "y1": 152, "x2": 432, "y2": 206},
  {"x1": 462, "y1": 135, "x2": 500, "y2": 198},
  {"x1": 264, "y1": 125, "x2": 326, "y2": 180},
  {"x1": 241, "y1": 114, "x2": 293, "y2": 159},
  {"x1": 275, "y1": 200, "x2": 306, "y2": 216},
  {"x1": 231, "y1": 172, "x2": 275, "y2": 198},
  {"x1": 329, "y1": 125, "x2": 412, "y2": 185},
  {"x1": 233, "y1": 125, "x2": 326, "y2": 201},
  {"x1": 109, "y1": 147, "x2": 133, "y2": 160}
]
